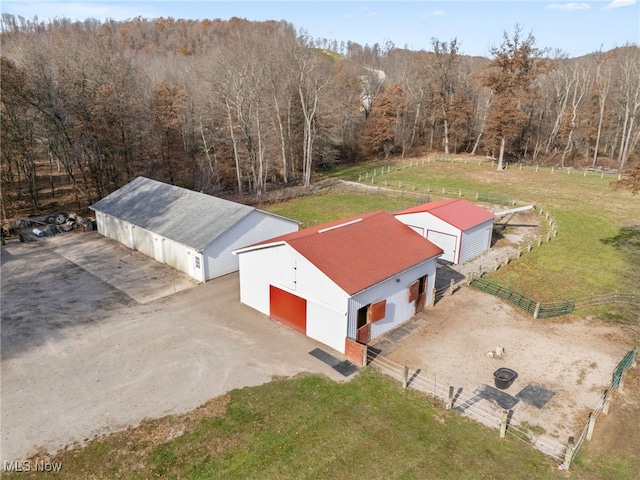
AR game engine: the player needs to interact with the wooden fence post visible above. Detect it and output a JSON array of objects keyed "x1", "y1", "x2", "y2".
[
  {"x1": 500, "y1": 410, "x2": 509, "y2": 438},
  {"x1": 448, "y1": 278, "x2": 455, "y2": 295},
  {"x1": 619, "y1": 370, "x2": 626, "y2": 393},
  {"x1": 446, "y1": 386, "x2": 454, "y2": 409},
  {"x1": 430, "y1": 288, "x2": 436, "y2": 307},
  {"x1": 603, "y1": 390, "x2": 611, "y2": 415},
  {"x1": 586, "y1": 413, "x2": 596, "y2": 441},
  {"x1": 563, "y1": 437, "x2": 575, "y2": 470},
  {"x1": 534, "y1": 302, "x2": 541, "y2": 319},
  {"x1": 403, "y1": 362, "x2": 409, "y2": 389},
  {"x1": 362, "y1": 344, "x2": 368, "y2": 367}
]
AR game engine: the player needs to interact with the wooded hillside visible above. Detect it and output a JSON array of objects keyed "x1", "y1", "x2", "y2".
[{"x1": 1, "y1": 15, "x2": 638, "y2": 218}]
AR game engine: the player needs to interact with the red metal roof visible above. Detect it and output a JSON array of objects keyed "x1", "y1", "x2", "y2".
[
  {"x1": 241, "y1": 211, "x2": 443, "y2": 295},
  {"x1": 396, "y1": 198, "x2": 494, "y2": 231}
]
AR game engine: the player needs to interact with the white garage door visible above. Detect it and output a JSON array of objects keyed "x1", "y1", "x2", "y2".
[{"x1": 427, "y1": 230, "x2": 458, "y2": 263}]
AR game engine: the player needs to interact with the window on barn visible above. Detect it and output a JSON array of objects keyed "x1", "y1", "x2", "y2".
[{"x1": 368, "y1": 300, "x2": 387, "y2": 323}]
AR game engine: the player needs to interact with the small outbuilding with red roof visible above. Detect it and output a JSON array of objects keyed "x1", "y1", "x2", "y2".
[
  {"x1": 233, "y1": 211, "x2": 443, "y2": 356},
  {"x1": 394, "y1": 198, "x2": 494, "y2": 265}
]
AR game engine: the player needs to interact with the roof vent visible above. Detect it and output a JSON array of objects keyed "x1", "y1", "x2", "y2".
[{"x1": 318, "y1": 218, "x2": 363, "y2": 234}]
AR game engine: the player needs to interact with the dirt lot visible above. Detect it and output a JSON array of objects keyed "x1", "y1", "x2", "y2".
[
  {"x1": 372, "y1": 209, "x2": 636, "y2": 447},
  {"x1": 379, "y1": 289, "x2": 631, "y2": 440}
]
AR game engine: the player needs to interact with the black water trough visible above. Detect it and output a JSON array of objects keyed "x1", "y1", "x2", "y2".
[{"x1": 493, "y1": 368, "x2": 518, "y2": 390}]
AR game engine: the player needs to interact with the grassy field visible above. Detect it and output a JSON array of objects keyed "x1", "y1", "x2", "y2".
[
  {"x1": 6, "y1": 370, "x2": 563, "y2": 480},
  {"x1": 265, "y1": 157, "x2": 640, "y2": 303}
]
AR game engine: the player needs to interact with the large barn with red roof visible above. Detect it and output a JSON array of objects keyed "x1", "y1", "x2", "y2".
[
  {"x1": 233, "y1": 211, "x2": 443, "y2": 356},
  {"x1": 394, "y1": 198, "x2": 495, "y2": 265}
]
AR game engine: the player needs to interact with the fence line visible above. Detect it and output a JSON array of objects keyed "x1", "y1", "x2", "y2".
[
  {"x1": 469, "y1": 275, "x2": 576, "y2": 319},
  {"x1": 469, "y1": 275, "x2": 639, "y2": 320},
  {"x1": 366, "y1": 350, "x2": 567, "y2": 461},
  {"x1": 567, "y1": 347, "x2": 638, "y2": 469},
  {"x1": 367, "y1": 346, "x2": 637, "y2": 467},
  {"x1": 574, "y1": 293, "x2": 640, "y2": 310},
  {"x1": 355, "y1": 155, "x2": 625, "y2": 185},
  {"x1": 341, "y1": 178, "x2": 636, "y2": 318}
]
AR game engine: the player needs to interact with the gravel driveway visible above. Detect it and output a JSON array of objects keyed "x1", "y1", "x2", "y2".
[{"x1": 1, "y1": 233, "x2": 349, "y2": 462}]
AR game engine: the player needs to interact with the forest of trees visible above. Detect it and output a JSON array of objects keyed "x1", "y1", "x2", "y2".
[{"x1": 1, "y1": 15, "x2": 639, "y2": 218}]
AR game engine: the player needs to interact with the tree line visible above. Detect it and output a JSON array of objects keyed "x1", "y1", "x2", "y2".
[{"x1": 1, "y1": 15, "x2": 638, "y2": 218}]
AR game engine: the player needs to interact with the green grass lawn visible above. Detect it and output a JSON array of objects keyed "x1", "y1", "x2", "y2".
[{"x1": 6, "y1": 370, "x2": 562, "y2": 480}]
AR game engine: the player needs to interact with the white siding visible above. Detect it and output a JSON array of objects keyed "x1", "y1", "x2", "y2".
[
  {"x1": 203, "y1": 211, "x2": 298, "y2": 281},
  {"x1": 237, "y1": 243, "x2": 349, "y2": 351},
  {"x1": 307, "y1": 301, "x2": 348, "y2": 353},
  {"x1": 459, "y1": 220, "x2": 494, "y2": 264},
  {"x1": 132, "y1": 226, "x2": 155, "y2": 259},
  {"x1": 101, "y1": 214, "x2": 130, "y2": 246},
  {"x1": 238, "y1": 246, "x2": 274, "y2": 315},
  {"x1": 163, "y1": 238, "x2": 190, "y2": 273},
  {"x1": 346, "y1": 259, "x2": 437, "y2": 341},
  {"x1": 396, "y1": 212, "x2": 466, "y2": 264}
]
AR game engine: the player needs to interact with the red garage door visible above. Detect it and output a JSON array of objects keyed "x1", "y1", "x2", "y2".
[{"x1": 269, "y1": 286, "x2": 307, "y2": 334}]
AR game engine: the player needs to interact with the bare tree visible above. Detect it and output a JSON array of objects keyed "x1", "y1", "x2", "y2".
[
  {"x1": 429, "y1": 38, "x2": 461, "y2": 156},
  {"x1": 292, "y1": 35, "x2": 333, "y2": 188},
  {"x1": 615, "y1": 48, "x2": 640, "y2": 171},
  {"x1": 481, "y1": 25, "x2": 547, "y2": 170}
]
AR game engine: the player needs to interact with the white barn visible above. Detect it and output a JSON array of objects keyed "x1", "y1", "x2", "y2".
[
  {"x1": 233, "y1": 211, "x2": 443, "y2": 356},
  {"x1": 395, "y1": 198, "x2": 495, "y2": 265},
  {"x1": 90, "y1": 177, "x2": 299, "y2": 282}
]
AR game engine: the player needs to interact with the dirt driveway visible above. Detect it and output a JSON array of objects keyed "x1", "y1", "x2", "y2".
[{"x1": 1, "y1": 233, "x2": 350, "y2": 462}]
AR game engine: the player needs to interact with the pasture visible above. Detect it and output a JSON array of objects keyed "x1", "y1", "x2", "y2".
[{"x1": 267, "y1": 156, "x2": 640, "y2": 307}]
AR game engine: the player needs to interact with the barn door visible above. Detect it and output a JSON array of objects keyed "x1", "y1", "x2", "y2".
[
  {"x1": 270, "y1": 285, "x2": 307, "y2": 334},
  {"x1": 409, "y1": 275, "x2": 428, "y2": 314},
  {"x1": 356, "y1": 305, "x2": 370, "y2": 343},
  {"x1": 355, "y1": 300, "x2": 387, "y2": 344}
]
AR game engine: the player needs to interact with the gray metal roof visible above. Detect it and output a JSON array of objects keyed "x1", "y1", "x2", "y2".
[{"x1": 90, "y1": 177, "x2": 259, "y2": 251}]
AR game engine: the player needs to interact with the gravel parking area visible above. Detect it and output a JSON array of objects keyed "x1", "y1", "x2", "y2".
[{"x1": 1, "y1": 233, "x2": 349, "y2": 462}]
